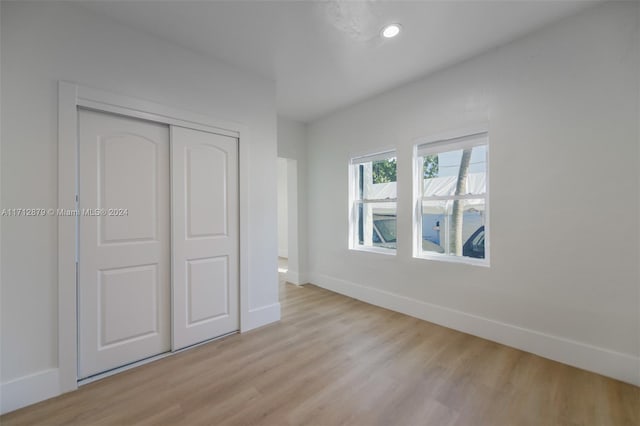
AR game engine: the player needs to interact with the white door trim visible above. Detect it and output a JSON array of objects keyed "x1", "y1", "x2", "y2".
[{"x1": 57, "y1": 81, "x2": 250, "y2": 394}]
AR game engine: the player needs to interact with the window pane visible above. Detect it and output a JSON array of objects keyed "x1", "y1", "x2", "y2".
[
  {"x1": 372, "y1": 158, "x2": 397, "y2": 184},
  {"x1": 423, "y1": 145, "x2": 486, "y2": 197},
  {"x1": 420, "y1": 199, "x2": 447, "y2": 255},
  {"x1": 357, "y1": 157, "x2": 397, "y2": 200},
  {"x1": 421, "y1": 199, "x2": 485, "y2": 258},
  {"x1": 357, "y1": 202, "x2": 397, "y2": 250}
]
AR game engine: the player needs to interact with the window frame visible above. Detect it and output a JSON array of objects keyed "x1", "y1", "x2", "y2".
[
  {"x1": 413, "y1": 130, "x2": 490, "y2": 267},
  {"x1": 348, "y1": 150, "x2": 398, "y2": 256}
]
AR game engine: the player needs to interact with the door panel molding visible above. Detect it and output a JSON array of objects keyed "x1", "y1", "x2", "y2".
[
  {"x1": 185, "y1": 144, "x2": 229, "y2": 239},
  {"x1": 186, "y1": 256, "x2": 229, "y2": 326},
  {"x1": 98, "y1": 263, "x2": 160, "y2": 349},
  {"x1": 98, "y1": 132, "x2": 159, "y2": 244}
]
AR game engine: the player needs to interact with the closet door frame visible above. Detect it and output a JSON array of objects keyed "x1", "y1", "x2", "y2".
[{"x1": 57, "y1": 81, "x2": 249, "y2": 394}]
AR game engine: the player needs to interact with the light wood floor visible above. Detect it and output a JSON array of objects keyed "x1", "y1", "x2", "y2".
[{"x1": 3, "y1": 275, "x2": 638, "y2": 425}]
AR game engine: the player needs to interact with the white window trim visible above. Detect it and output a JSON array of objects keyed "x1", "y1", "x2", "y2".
[
  {"x1": 348, "y1": 150, "x2": 398, "y2": 255},
  {"x1": 412, "y1": 129, "x2": 490, "y2": 267}
]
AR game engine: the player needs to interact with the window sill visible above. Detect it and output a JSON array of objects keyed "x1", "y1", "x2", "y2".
[
  {"x1": 414, "y1": 252, "x2": 490, "y2": 267},
  {"x1": 350, "y1": 246, "x2": 397, "y2": 256}
]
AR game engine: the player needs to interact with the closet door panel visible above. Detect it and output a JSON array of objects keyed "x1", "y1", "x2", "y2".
[
  {"x1": 171, "y1": 126, "x2": 239, "y2": 350},
  {"x1": 78, "y1": 110, "x2": 170, "y2": 379}
]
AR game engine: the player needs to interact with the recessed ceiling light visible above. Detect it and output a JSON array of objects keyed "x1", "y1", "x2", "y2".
[{"x1": 381, "y1": 24, "x2": 401, "y2": 39}]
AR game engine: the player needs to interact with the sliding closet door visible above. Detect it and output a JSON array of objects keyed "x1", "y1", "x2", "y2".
[
  {"x1": 171, "y1": 126, "x2": 239, "y2": 350},
  {"x1": 78, "y1": 110, "x2": 170, "y2": 378}
]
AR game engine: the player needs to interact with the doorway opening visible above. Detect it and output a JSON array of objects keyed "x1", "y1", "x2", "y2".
[{"x1": 277, "y1": 157, "x2": 299, "y2": 284}]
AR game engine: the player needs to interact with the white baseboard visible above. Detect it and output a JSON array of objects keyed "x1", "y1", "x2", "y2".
[
  {"x1": 243, "y1": 302, "x2": 281, "y2": 332},
  {"x1": 1, "y1": 304, "x2": 280, "y2": 415},
  {"x1": 0, "y1": 368, "x2": 61, "y2": 415},
  {"x1": 285, "y1": 270, "x2": 308, "y2": 285},
  {"x1": 309, "y1": 272, "x2": 640, "y2": 386},
  {"x1": 285, "y1": 270, "x2": 300, "y2": 284}
]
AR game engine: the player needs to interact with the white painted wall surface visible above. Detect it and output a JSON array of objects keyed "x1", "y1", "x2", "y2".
[
  {"x1": 0, "y1": 0, "x2": 279, "y2": 408},
  {"x1": 277, "y1": 157, "x2": 288, "y2": 258},
  {"x1": 307, "y1": 2, "x2": 640, "y2": 385},
  {"x1": 277, "y1": 117, "x2": 308, "y2": 283}
]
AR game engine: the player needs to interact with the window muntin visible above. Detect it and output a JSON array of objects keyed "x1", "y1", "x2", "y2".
[
  {"x1": 350, "y1": 152, "x2": 397, "y2": 253},
  {"x1": 415, "y1": 133, "x2": 488, "y2": 264}
]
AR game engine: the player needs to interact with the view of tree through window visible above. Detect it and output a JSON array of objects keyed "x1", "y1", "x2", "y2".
[
  {"x1": 371, "y1": 156, "x2": 439, "y2": 183},
  {"x1": 416, "y1": 133, "x2": 488, "y2": 263},
  {"x1": 423, "y1": 155, "x2": 439, "y2": 178},
  {"x1": 372, "y1": 158, "x2": 396, "y2": 183}
]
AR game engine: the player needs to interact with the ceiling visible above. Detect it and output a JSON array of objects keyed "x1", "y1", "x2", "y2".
[{"x1": 79, "y1": 0, "x2": 600, "y2": 123}]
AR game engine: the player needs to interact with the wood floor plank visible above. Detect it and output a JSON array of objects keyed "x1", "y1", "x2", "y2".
[{"x1": 2, "y1": 275, "x2": 638, "y2": 425}]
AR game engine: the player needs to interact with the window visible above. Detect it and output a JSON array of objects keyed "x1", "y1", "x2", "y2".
[
  {"x1": 414, "y1": 132, "x2": 489, "y2": 265},
  {"x1": 349, "y1": 151, "x2": 397, "y2": 254}
]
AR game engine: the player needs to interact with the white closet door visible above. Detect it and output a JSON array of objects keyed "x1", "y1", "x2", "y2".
[
  {"x1": 78, "y1": 110, "x2": 170, "y2": 378},
  {"x1": 171, "y1": 126, "x2": 239, "y2": 350}
]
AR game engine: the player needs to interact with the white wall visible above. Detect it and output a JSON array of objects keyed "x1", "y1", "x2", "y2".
[
  {"x1": 307, "y1": 1, "x2": 640, "y2": 385},
  {"x1": 277, "y1": 157, "x2": 288, "y2": 258},
  {"x1": 277, "y1": 117, "x2": 308, "y2": 283},
  {"x1": 0, "y1": 1, "x2": 279, "y2": 411}
]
